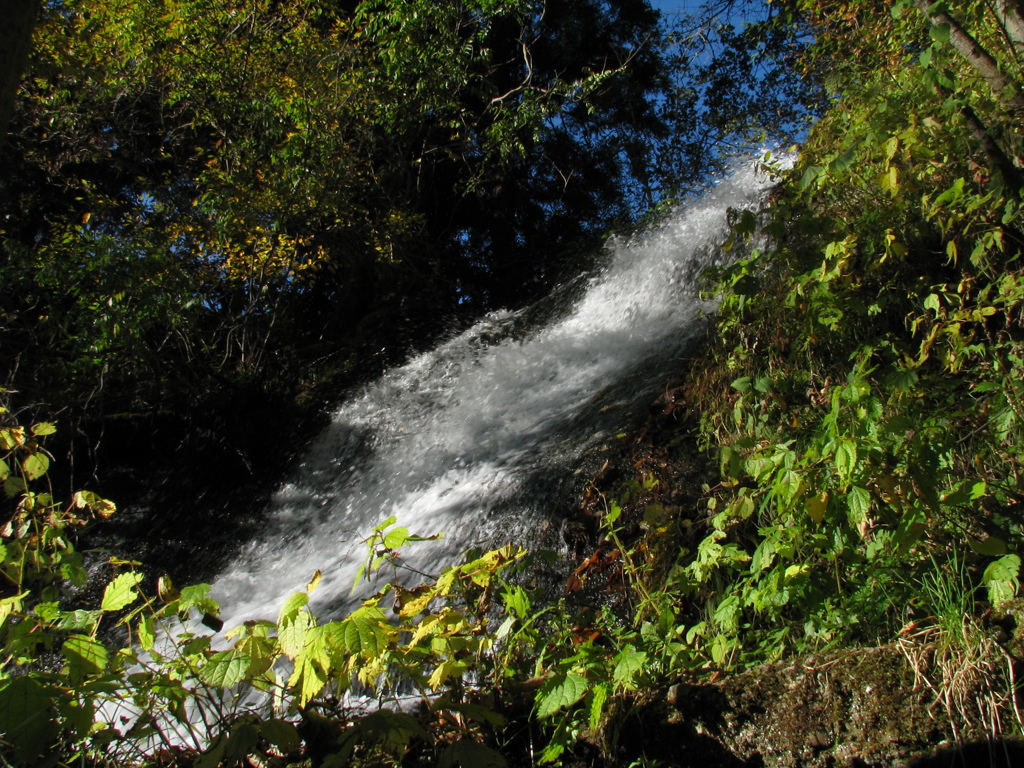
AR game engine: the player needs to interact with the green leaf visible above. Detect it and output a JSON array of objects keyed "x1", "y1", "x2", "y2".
[
  {"x1": 0, "y1": 676, "x2": 59, "y2": 765},
  {"x1": 536, "y1": 672, "x2": 589, "y2": 718},
  {"x1": 846, "y1": 486, "x2": 871, "y2": 524},
  {"x1": 278, "y1": 592, "x2": 309, "y2": 626},
  {"x1": 4, "y1": 475, "x2": 26, "y2": 497},
  {"x1": 834, "y1": 440, "x2": 857, "y2": 482},
  {"x1": 383, "y1": 525, "x2": 411, "y2": 549},
  {"x1": 63, "y1": 634, "x2": 109, "y2": 684},
  {"x1": 100, "y1": 571, "x2": 143, "y2": 612},
  {"x1": 438, "y1": 740, "x2": 508, "y2": 768},
  {"x1": 178, "y1": 583, "x2": 219, "y2": 616},
  {"x1": 341, "y1": 609, "x2": 390, "y2": 656},
  {"x1": 137, "y1": 616, "x2": 155, "y2": 651},
  {"x1": 440, "y1": 702, "x2": 507, "y2": 728},
  {"x1": 259, "y1": 719, "x2": 302, "y2": 752},
  {"x1": 200, "y1": 650, "x2": 251, "y2": 688},
  {"x1": 984, "y1": 554, "x2": 1020, "y2": 606},
  {"x1": 731, "y1": 376, "x2": 752, "y2": 393},
  {"x1": 930, "y1": 22, "x2": 951, "y2": 45},
  {"x1": 21, "y1": 452, "x2": 49, "y2": 481},
  {"x1": 970, "y1": 536, "x2": 1007, "y2": 556},
  {"x1": 279, "y1": 610, "x2": 314, "y2": 660},
  {"x1": 225, "y1": 721, "x2": 260, "y2": 762},
  {"x1": 57, "y1": 609, "x2": 101, "y2": 632},
  {"x1": 588, "y1": 684, "x2": 609, "y2": 731},
  {"x1": 30, "y1": 422, "x2": 57, "y2": 437},
  {"x1": 612, "y1": 647, "x2": 647, "y2": 688}
]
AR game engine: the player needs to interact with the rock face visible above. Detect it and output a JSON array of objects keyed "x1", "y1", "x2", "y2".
[{"x1": 605, "y1": 645, "x2": 1024, "y2": 768}]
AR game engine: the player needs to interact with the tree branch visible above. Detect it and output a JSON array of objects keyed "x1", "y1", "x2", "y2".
[{"x1": 914, "y1": 0, "x2": 1024, "y2": 116}]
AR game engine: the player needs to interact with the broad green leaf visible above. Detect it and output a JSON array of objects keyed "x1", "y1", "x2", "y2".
[
  {"x1": 200, "y1": 650, "x2": 251, "y2": 688},
  {"x1": 730, "y1": 376, "x2": 752, "y2": 393},
  {"x1": 63, "y1": 635, "x2": 109, "y2": 684},
  {"x1": 342, "y1": 608, "x2": 391, "y2": 656},
  {"x1": 100, "y1": 572, "x2": 143, "y2": 612},
  {"x1": 438, "y1": 740, "x2": 508, "y2": 768},
  {"x1": 137, "y1": 616, "x2": 155, "y2": 651},
  {"x1": 279, "y1": 610, "x2": 314, "y2": 660},
  {"x1": 784, "y1": 564, "x2": 810, "y2": 583},
  {"x1": 710, "y1": 634, "x2": 730, "y2": 665},
  {"x1": 0, "y1": 676, "x2": 59, "y2": 765},
  {"x1": 536, "y1": 672, "x2": 588, "y2": 718},
  {"x1": 0, "y1": 427, "x2": 24, "y2": 450},
  {"x1": 383, "y1": 525, "x2": 411, "y2": 549},
  {"x1": 441, "y1": 702, "x2": 507, "y2": 728},
  {"x1": 179, "y1": 583, "x2": 218, "y2": 615},
  {"x1": 834, "y1": 440, "x2": 857, "y2": 482},
  {"x1": 970, "y1": 536, "x2": 1007, "y2": 556},
  {"x1": 21, "y1": 452, "x2": 49, "y2": 481},
  {"x1": 5, "y1": 475, "x2": 26, "y2": 497},
  {"x1": 278, "y1": 592, "x2": 308, "y2": 627},
  {"x1": 612, "y1": 647, "x2": 647, "y2": 688},
  {"x1": 225, "y1": 722, "x2": 260, "y2": 762},
  {"x1": 428, "y1": 659, "x2": 465, "y2": 690},
  {"x1": 776, "y1": 469, "x2": 803, "y2": 504},
  {"x1": 984, "y1": 555, "x2": 1020, "y2": 606},
  {"x1": 31, "y1": 422, "x2": 57, "y2": 437},
  {"x1": 0, "y1": 458, "x2": 8, "y2": 482},
  {"x1": 930, "y1": 21, "x2": 951, "y2": 45},
  {"x1": 57, "y1": 609, "x2": 101, "y2": 632},
  {"x1": 846, "y1": 486, "x2": 871, "y2": 524},
  {"x1": 259, "y1": 719, "x2": 302, "y2": 752},
  {"x1": 195, "y1": 736, "x2": 227, "y2": 768},
  {"x1": 289, "y1": 628, "x2": 331, "y2": 706},
  {"x1": 34, "y1": 601, "x2": 58, "y2": 621}
]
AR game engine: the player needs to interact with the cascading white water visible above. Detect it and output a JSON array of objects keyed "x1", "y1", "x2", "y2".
[{"x1": 209, "y1": 157, "x2": 782, "y2": 632}]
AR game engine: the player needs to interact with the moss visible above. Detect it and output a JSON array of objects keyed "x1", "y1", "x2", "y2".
[{"x1": 600, "y1": 645, "x2": 1017, "y2": 768}]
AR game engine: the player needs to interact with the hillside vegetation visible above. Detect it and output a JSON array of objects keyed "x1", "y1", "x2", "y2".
[{"x1": 2, "y1": 0, "x2": 1024, "y2": 766}]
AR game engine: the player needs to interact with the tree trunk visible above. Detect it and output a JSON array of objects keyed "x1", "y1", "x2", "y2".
[
  {"x1": 0, "y1": 0, "x2": 40, "y2": 142},
  {"x1": 915, "y1": 0, "x2": 1024, "y2": 116},
  {"x1": 960, "y1": 102, "x2": 1022, "y2": 194},
  {"x1": 995, "y1": 0, "x2": 1024, "y2": 51}
]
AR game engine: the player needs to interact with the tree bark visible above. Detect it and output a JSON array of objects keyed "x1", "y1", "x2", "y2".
[
  {"x1": 914, "y1": 0, "x2": 1024, "y2": 116},
  {"x1": 0, "y1": 0, "x2": 40, "y2": 142},
  {"x1": 995, "y1": 0, "x2": 1024, "y2": 50},
  {"x1": 959, "y1": 102, "x2": 1023, "y2": 194}
]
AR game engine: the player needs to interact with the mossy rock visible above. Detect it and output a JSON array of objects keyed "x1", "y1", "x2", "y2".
[{"x1": 601, "y1": 645, "x2": 1023, "y2": 768}]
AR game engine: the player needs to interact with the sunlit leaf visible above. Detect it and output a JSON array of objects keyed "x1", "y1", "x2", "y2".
[
  {"x1": 21, "y1": 452, "x2": 49, "y2": 481},
  {"x1": 200, "y1": 650, "x2": 251, "y2": 688},
  {"x1": 278, "y1": 592, "x2": 308, "y2": 627},
  {"x1": 536, "y1": 672, "x2": 588, "y2": 718},
  {"x1": 100, "y1": 572, "x2": 143, "y2": 612},
  {"x1": 63, "y1": 635, "x2": 109, "y2": 684},
  {"x1": 806, "y1": 493, "x2": 828, "y2": 524}
]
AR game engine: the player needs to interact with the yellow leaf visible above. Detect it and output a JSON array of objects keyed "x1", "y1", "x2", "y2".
[{"x1": 805, "y1": 493, "x2": 829, "y2": 524}]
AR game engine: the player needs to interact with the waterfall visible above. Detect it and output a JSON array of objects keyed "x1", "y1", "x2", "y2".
[{"x1": 208, "y1": 157, "x2": 782, "y2": 632}]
